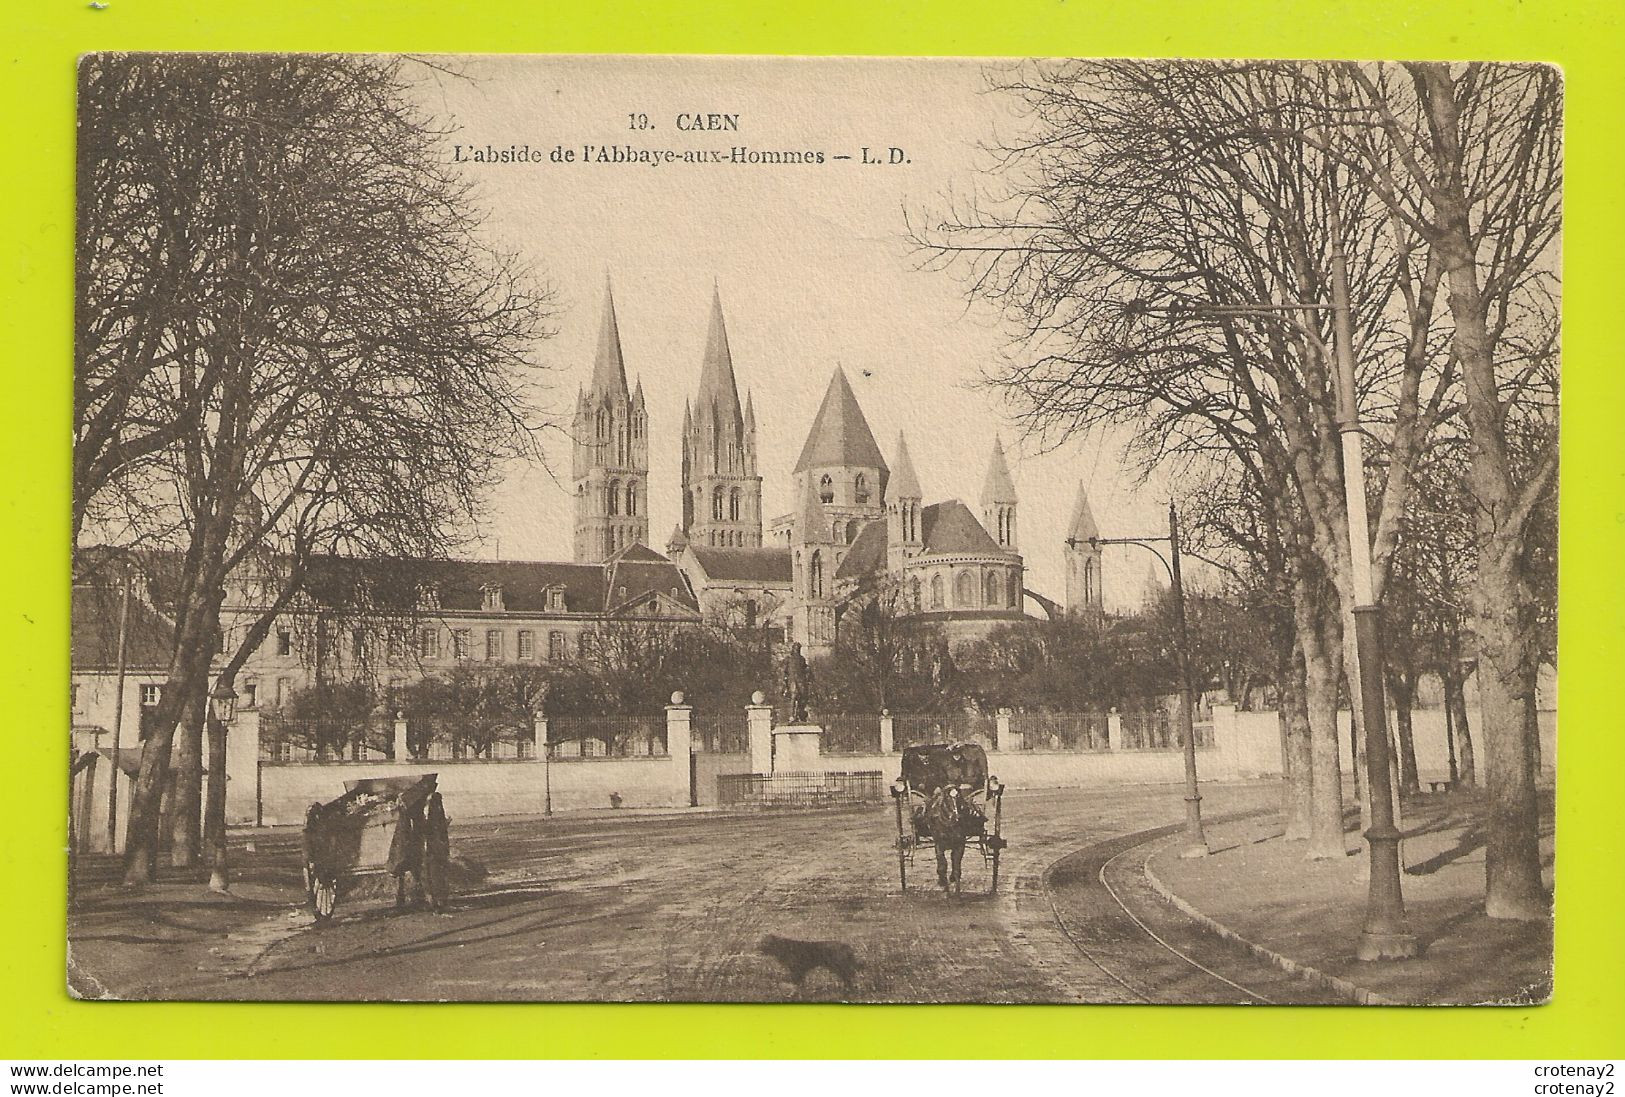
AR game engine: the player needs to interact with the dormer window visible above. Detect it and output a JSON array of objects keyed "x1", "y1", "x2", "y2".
[
  {"x1": 481, "y1": 584, "x2": 505, "y2": 612},
  {"x1": 818, "y1": 475, "x2": 834, "y2": 504},
  {"x1": 415, "y1": 582, "x2": 440, "y2": 610},
  {"x1": 547, "y1": 587, "x2": 565, "y2": 612}
]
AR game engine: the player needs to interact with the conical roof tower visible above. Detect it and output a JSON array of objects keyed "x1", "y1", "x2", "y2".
[{"x1": 793, "y1": 367, "x2": 889, "y2": 478}]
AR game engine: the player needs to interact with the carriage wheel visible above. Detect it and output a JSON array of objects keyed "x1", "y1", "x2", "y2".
[
  {"x1": 307, "y1": 865, "x2": 337, "y2": 922},
  {"x1": 892, "y1": 790, "x2": 909, "y2": 892}
]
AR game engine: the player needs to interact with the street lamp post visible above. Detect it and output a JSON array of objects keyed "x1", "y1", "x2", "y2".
[
  {"x1": 206, "y1": 680, "x2": 237, "y2": 893},
  {"x1": 1071, "y1": 500, "x2": 1209, "y2": 858},
  {"x1": 1128, "y1": 185, "x2": 1417, "y2": 958},
  {"x1": 542, "y1": 725, "x2": 553, "y2": 818}
]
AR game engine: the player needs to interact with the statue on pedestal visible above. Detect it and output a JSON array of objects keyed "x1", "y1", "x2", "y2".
[{"x1": 782, "y1": 641, "x2": 813, "y2": 724}]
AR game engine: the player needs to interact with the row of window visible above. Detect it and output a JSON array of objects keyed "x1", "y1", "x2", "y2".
[
  {"x1": 817, "y1": 471, "x2": 872, "y2": 506},
  {"x1": 271, "y1": 626, "x2": 573, "y2": 664},
  {"x1": 706, "y1": 485, "x2": 746, "y2": 521},
  {"x1": 911, "y1": 569, "x2": 1022, "y2": 611},
  {"x1": 604, "y1": 478, "x2": 640, "y2": 516}
]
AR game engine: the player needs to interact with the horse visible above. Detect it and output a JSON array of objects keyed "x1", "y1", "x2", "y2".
[
  {"x1": 917, "y1": 784, "x2": 985, "y2": 895},
  {"x1": 387, "y1": 791, "x2": 449, "y2": 912}
]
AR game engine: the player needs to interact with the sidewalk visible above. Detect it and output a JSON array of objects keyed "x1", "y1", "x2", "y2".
[{"x1": 1145, "y1": 788, "x2": 1555, "y2": 1005}]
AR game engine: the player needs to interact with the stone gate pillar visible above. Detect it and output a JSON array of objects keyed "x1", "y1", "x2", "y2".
[
  {"x1": 1107, "y1": 708, "x2": 1124, "y2": 752},
  {"x1": 393, "y1": 712, "x2": 410, "y2": 761},
  {"x1": 665, "y1": 694, "x2": 693, "y2": 807},
  {"x1": 996, "y1": 707, "x2": 1017, "y2": 752},
  {"x1": 879, "y1": 710, "x2": 894, "y2": 754},
  {"x1": 746, "y1": 692, "x2": 774, "y2": 775}
]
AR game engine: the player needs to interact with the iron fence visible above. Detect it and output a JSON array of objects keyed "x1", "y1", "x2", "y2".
[
  {"x1": 260, "y1": 714, "x2": 394, "y2": 762},
  {"x1": 406, "y1": 714, "x2": 536, "y2": 761},
  {"x1": 1118, "y1": 705, "x2": 1177, "y2": 750},
  {"x1": 717, "y1": 770, "x2": 884, "y2": 808},
  {"x1": 548, "y1": 714, "x2": 667, "y2": 757},
  {"x1": 1010, "y1": 711, "x2": 1110, "y2": 751},
  {"x1": 691, "y1": 710, "x2": 750, "y2": 754},
  {"x1": 821, "y1": 714, "x2": 882, "y2": 754},
  {"x1": 892, "y1": 712, "x2": 997, "y2": 749}
]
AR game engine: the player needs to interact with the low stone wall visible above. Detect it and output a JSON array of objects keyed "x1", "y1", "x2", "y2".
[
  {"x1": 257, "y1": 755, "x2": 685, "y2": 826},
  {"x1": 239, "y1": 699, "x2": 1559, "y2": 825},
  {"x1": 1212, "y1": 704, "x2": 1558, "y2": 782},
  {"x1": 811, "y1": 748, "x2": 1199, "y2": 787}
]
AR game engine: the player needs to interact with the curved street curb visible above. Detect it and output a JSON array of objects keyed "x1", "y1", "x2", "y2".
[{"x1": 1139, "y1": 842, "x2": 1398, "y2": 1006}]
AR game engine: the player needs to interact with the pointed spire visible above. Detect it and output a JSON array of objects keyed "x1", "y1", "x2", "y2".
[
  {"x1": 589, "y1": 274, "x2": 630, "y2": 401},
  {"x1": 743, "y1": 390, "x2": 756, "y2": 432},
  {"x1": 980, "y1": 438, "x2": 1018, "y2": 504},
  {"x1": 886, "y1": 431, "x2": 923, "y2": 501},
  {"x1": 682, "y1": 398, "x2": 692, "y2": 433},
  {"x1": 1067, "y1": 481, "x2": 1101, "y2": 544},
  {"x1": 696, "y1": 284, "x2": 744, "y2": 430},
  {"x1": 632, "y1": 376, "x2": 646, "y2": 406},
  {"x1": 793, "y1": 366, "x2": 889, "y2": 474}
]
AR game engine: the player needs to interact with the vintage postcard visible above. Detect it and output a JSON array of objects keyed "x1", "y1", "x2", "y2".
[{"x1": 68, "y1": 54, "x2": 1557, "y2": 1004}]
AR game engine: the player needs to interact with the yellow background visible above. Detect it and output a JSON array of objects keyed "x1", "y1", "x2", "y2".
[{"x1": 5, "y1": 0, "x2": 1622, "y2": 1060}]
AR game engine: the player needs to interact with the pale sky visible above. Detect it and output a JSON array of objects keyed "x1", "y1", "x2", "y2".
[{"x1": 415, "y1": 56, "x2": 1172, "y2": 609}]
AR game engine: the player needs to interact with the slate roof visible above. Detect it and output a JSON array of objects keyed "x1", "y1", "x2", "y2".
[
  {"x1": 834, "y1": 520, "x2": 888, "y2": 580},
  {"x1": 920, "y1": 501, "x2": 1005, "y2": 556},
  {"x1": 793, "y1": 367, "x2": 889, "y2": 475},
  {"x1": 71, "y1": 586, "x2": 177, "y2": 671},
  {"x1": 689, "y1": 546, "x2": 793, "y2": 584},
  {"x1": 75, "y1": 543, "x2": 697, "y2": 625},
  {"x1": 833, "y1": 500, "x2": 1009, "y2": 583}
]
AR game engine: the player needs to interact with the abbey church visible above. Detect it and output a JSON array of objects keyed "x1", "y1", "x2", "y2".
[{"x1": 570, "y1": 278, "x2": 1107, "y2": 655}]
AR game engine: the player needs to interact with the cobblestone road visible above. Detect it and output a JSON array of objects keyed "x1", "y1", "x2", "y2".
[{"x1": 70, "y1": 781, "x2": 1318, "y2": 1003}]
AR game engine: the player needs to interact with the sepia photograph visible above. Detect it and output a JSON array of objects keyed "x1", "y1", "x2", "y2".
[{"x1": 67, "y1": 54, "x2": 1559, "y2": 1006}]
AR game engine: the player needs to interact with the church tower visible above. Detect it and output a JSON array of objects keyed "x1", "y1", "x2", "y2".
[
  {"x1": 885, "y1": 431, "x2": 923, "y2": 573},
  {"x1": 681, "y1": 287, "x2": 763, "y2": 549},
  {"x1": 1064, "y1": 481, "x2": 1105, "y2": 617},
  {"x1": 979, "y1": 438, "x2": 1019, "y2": 551},
  {"x1": 790, "y1": 366, "x2": 888, "y2": 652},
  {"x1": 572, "y1": 277, "x2": 649, "y2": 563}
]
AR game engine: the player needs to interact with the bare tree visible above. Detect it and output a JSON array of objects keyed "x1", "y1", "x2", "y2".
[
  {"x1": 1319, "y1": 63, "x2": 1559, "y2": 918},
  {"x1": 914, "y1": 60, "x2": 1456, "y2": 860},
  {"x1": 75, "y1": 55, "x2": 552, "y2": 883}
]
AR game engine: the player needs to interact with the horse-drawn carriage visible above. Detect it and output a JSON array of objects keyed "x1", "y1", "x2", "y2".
[
  {"x1": 301, "y1": 774, "x2": 450, "y2": 922},
  {"x1": 890, "y1": 743, "x2": 1007, "y2": 894}
]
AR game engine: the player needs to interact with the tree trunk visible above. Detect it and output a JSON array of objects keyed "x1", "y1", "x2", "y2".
[
  {"x1": 1296, "y1": 586, "x2": 1347, "y2": 860},
  {"x1": 1413, "y1": 62, "x2": 1550, "y2": 920},
  {"x1": 124, "y1": 617, "x2": 215, "y2": 884},
  {"x1": 168, "y1": 690, "x2": 205, "y2": 867},
  {"x1": 1471, "y1": 549, "x2": 1548, "y2": 919},
  {"x1": 122, "y1": 715, "x2": 177, "y2": 884},
  {"x1": 1279, "y1": 633, "x2": 1314, "y2": 841},
  {"x1": 1389, "y1": 667, "x2": 1420, "y2": 795},
  {"x1": 1445, "y1": 664, "x2": 1478, "y2": 788}
]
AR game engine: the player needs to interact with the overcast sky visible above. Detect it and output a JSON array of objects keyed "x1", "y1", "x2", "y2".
[{"x1": 416, "y1": 56, "x2": 1172, "y2": 609}]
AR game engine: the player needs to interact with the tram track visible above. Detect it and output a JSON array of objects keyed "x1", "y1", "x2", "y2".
[{"x1": 1038, "y1": 815, "x2": 1348, "y2": 1005}]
